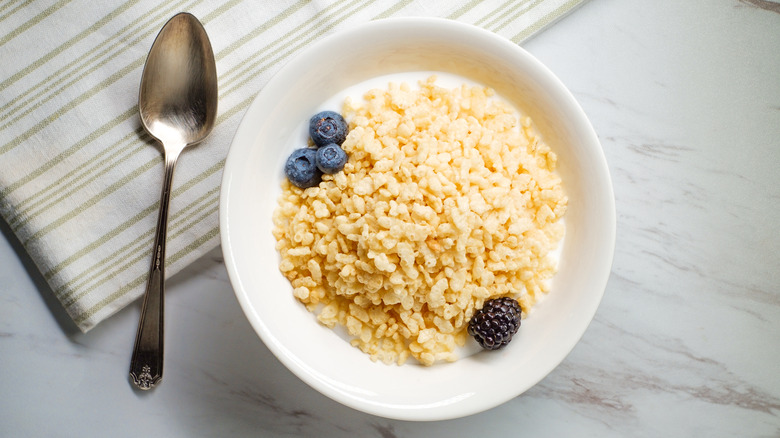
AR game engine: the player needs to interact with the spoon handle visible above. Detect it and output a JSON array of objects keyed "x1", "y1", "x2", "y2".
[{"x1": 129, "y1": 151, "x2": 179, "y2": 390}]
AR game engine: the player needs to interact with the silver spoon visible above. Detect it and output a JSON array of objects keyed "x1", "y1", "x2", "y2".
[{"x1": 130, "y1": 12, "x2": 218, "y2": 390}]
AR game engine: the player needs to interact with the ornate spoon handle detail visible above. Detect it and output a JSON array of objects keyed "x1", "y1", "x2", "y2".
[{"x1": 129, "y1": 152, "x2": 178, "y2": 390}]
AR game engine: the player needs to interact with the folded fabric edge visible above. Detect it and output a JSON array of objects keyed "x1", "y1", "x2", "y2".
[
  {"x1": 517, "y1": 0, "x2": 589, "y2": 44},
  {"x1": 73, "y1": 237, "x2": 221, "y2": 332}
]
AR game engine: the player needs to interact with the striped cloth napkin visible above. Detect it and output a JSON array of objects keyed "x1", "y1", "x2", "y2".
[{"x1": 0, "y1": 0, "x2": 586, "y2": 332}]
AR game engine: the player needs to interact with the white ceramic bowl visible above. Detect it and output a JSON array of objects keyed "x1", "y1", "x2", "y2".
[{"x1": 220, "y1": 17, "x2": 615, "y2": 421}]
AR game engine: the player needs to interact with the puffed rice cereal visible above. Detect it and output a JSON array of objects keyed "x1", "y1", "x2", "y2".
[{"x1": 272, "y1": 76, "x2": 567, "y2": 366}]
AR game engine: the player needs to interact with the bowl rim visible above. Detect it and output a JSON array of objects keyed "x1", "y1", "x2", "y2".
[{"x1": 220, "y1": 16, "x2": 616, "y2": 421}]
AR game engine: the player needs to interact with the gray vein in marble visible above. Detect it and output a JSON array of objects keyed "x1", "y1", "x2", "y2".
[
  {"x1": 626, "y1": 142, "x2": 694, "y2": 163},
  {"x1": 198, "y1": 369, "x2": 322, "y2": 435},
  {"x1": 739, "y1": 0, "x2": 780, "y2": 13},
  {"x1": 534, "y1": 314, "x2": 780, "y2": 427},
  {"x1": 371, "y1": 422, "x2": 400, "y2": 438}
]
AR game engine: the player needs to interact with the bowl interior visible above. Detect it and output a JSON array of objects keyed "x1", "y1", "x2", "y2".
[{"x1": 220, "y1": 18, "x2": 614, "y2": 421}]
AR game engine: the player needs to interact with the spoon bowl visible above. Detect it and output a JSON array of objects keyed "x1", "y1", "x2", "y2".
[
  {"x1": 139, "y1": 13, "x2": 218, "y2": 150},
  {"x1": 130, "y1": 12, "x2": 218, "y2": 390}
]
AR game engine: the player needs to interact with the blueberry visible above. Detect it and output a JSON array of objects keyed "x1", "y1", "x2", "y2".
[
  {"x1": 315, "y1": 143, "x2": 348, "y2": 174},
  {"x1": 284, "y1": 148, "x2": 321, "y2": 188},
  {"x1": 309, "y1": 111, "x2": 348, "y2": 147}
]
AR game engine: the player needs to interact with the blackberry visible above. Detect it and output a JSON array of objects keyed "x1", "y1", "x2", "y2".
[{"x1": 467, "y1": 297, "x2": 522, "y2": 350}]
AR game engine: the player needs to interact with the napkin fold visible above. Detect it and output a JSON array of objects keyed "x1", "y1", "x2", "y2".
[{"x1": 0, "y1": 0, "x2": 586, "y2": 332}]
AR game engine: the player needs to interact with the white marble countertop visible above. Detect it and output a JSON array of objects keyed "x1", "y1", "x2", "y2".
[{"x1": 2, "y1": 0, "x2": 779, "y2": 436}]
